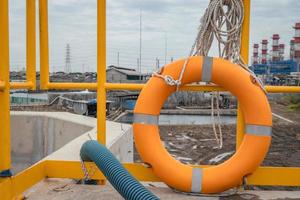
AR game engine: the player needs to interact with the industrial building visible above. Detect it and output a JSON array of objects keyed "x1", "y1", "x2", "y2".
[
  {"x1": 250, "y1": 23, "x2": 300, "y2": 85},
  {"x1": 106, "y1": 65, "x2": 149, "y2": 83}
]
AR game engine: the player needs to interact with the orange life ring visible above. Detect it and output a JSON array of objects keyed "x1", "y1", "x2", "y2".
[{"x1": 133, "y1": 56, "x2": 272, "y2": 194}]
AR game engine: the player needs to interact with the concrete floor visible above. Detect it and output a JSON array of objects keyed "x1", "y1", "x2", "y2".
[{"x1": 25, "y1": 179, "x2": 300, "y2": 200}]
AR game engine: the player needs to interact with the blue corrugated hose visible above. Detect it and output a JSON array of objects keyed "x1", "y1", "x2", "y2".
[{"x1": 80, "y1": 140, "x2": 159, "y2": 200}]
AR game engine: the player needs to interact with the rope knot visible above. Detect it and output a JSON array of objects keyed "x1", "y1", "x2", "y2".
[{"x1": 164, "y1": 75, "x2": 181, "y2": 86}]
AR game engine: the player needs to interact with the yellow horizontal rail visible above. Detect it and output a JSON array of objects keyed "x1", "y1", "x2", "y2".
[
  {"x1": 105, "y1": 83, "x2": 300, "y2": 93},
  {"x1": 1, "y1": 0, "x2": 299, "y2": 199},
  {"x1": 7, "y1": 80, "x2": 300, "y2": 93},
  {"x1": 0, "y1": 177, "x2": 13, "y2": 200},
  {"x1": 1, "y1": 160, "x2": 299, "y2": 199},
  {"x1": 0, "y1": 161, "x2": 45, "y2": 200},
  {"x1": 247, "y1": 167, "x2": 300, "y2": 186},
  {"x1": 43, "y1": 82, "x2": 300, "y2": 93},
  {"x1": 105, "y1": 83, "x2": 226, "y2": 92},
  {"x1": 47, "y1": 82, "x2": 97, "y2": 90},
  {"x1": 40, "y1": 82, "x2": 226, "y2": 91},
  {"x1": 10, "y1": 81, "x2": 34, "y2": 90},
  {"x1": 265, "y1": 86, "x2": 300, "y2": 93},
  {"x1": 44, "y1": 160, "x2": 300, "y2": 186}
]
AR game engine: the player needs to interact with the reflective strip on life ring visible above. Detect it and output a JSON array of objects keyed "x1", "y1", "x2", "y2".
[{"x1": 133, "y1": 56, "x2": 272, "y2": 194}]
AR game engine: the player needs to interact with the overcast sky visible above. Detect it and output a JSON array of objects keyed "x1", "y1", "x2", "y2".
[{"x1": 9, "y1": 0, "x2": 300, "y2": 72}]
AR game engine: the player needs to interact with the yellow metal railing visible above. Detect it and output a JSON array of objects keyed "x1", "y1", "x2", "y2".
[
  {"x1": 0, "y1": 0, "x2": 11, "y2": 176},
  {"x1": 1, "y1": 0, "x2": 300, "y2": 199},
  {"x1": 10, "y1": 0, "x2": 36, "y2": 90},
  {"x1": 0, "y1": 81, "x2": 5, "y2": 91}
]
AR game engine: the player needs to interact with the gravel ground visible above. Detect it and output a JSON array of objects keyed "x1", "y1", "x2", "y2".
[
  {"x1": 134, "y1": 102, "x2": 300, "y2": 191},
  {"x1": 134, "y1": 123, "x2": 300, "y2": 167}
]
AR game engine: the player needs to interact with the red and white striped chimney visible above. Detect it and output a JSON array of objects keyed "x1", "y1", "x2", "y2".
[
  {"x1": 271, "y1": 34, "x2": 280, "y2": 62},
  {"x1": 261, "y1": 39, "x2": 268, "y2": 64},
  {"x1": 290, "y1": 39, "x2": 295, "y2": 60},
  {"x1": 253, "y1": 43, "x2": 259, "y2": 64},
  {"x1": 293, "y1": 23, "x2": 300, "y2": 64},
  {"x1": 279, "y1": 44, "x2": 285, "y2": 61}
]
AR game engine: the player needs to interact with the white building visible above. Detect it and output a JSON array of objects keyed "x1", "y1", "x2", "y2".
[{"x1": 106, "y1": 65, "x2": 149, "y2": 83}]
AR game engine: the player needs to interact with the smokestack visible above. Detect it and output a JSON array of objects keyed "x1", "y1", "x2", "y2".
[
  {"x1": 261, "y1": 39, "x2": 268, "y2": 64},
  {"x1": 290, "y1": 39, "x2": 295, "y2": 60},
  {"x1": 252, "y1": 43, "x2": 259, "y2": 64},
  {"x1": 279, "y1": 44, "x2": 285, "y2": 61},
  {"x1": 271, "y1": 34, "x2": 280, "y2": 62},
  {"x1": 293, "y1": 23, "x2": 300, "y2": 65}
]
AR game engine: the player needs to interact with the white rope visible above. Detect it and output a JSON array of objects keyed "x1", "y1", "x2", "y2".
[
  {"x1": 211, "y1": 92, "x2": 220, "y2": 145},
  {"x1": 215, "y1": 92, "x2": 223, "y2": 148},
  {"x1": 152, "y1": 58, "x2": 190, "y2": 91},
  {"x1": 153, "y1": 0, "x2": 265, "y2": 149},
  {"x1": 193, "y1": 0, "x2": 265, "y2": 91},
  {"x1": 194, "y1": 0, "x2": 246, "y2": 149}
]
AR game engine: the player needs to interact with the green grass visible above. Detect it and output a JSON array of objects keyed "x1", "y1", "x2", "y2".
[{"x1": 285, "y1": 94, "x2": 300, "y2": 111}]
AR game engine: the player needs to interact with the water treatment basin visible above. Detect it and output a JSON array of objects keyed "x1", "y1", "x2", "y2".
[{"x1": 10, "y1": 111, "x2": 133, "y2": 174}]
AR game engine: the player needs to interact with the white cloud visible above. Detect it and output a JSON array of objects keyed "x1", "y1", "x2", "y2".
[
  {"x1": 51, "y1": 0, "x2": 82, "y2": 6},
  {"x1": 8, "y1": 0, "x2": 299, "y2": 72}
]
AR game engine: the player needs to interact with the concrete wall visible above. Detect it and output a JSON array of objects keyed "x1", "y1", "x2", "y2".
[
  {"x1": 107, "y1": 128, "x2": 133, "y2": 162},
  {"x1": 10, "y1": 112, "x2": 133, "y2": 174}
]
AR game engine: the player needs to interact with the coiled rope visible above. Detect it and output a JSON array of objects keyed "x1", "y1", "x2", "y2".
[
  {"x1": 195, "y1": 0, "x2": 245, "y2": 149},
  {"x1": 154, "y1": 0, "x2": 265, "y2": 149}
]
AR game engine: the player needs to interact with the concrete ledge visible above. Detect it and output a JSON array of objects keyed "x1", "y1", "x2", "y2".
[
  {"x1": 44, "y1": 120, "x2": 133, "y2": 163},
  {"x1": 11, "y1": 112, "x2": 133, "y2": 173}
]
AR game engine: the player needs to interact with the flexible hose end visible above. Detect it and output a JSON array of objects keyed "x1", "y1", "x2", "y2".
[{"x1": 80, "y1": 140, "x2": 159, "y2": 200}]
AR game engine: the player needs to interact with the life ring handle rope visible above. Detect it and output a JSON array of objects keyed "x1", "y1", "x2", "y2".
[{"x1": 153, "y1": 56, "x2": 266, "y2": 94}]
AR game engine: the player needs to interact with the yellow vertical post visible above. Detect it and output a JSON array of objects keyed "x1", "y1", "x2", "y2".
[
  {"x1": 26, "y1": 0, "x2": 36, "y2": 90},
  {"x1": 39, "y1": 0, "x2": 49, "y2": 90},
  {"x1": 236, "y1": 0, "x2": 251, "y2": 149},
  {"x1": 0, "y1": 0, "x2": 12, "y2": 176},
  {"x1": 97, "y1": 0, "x2": 106, "y2": 144}
]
